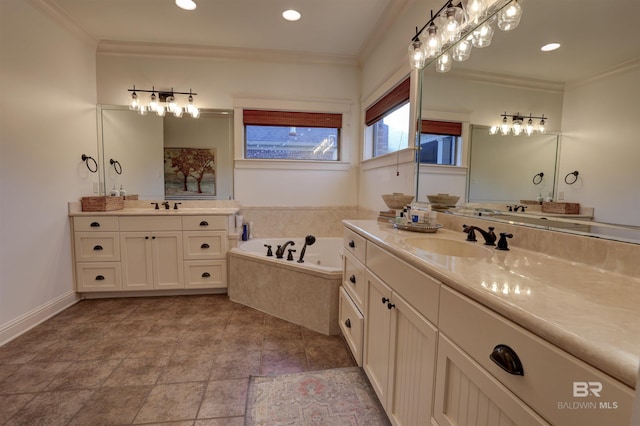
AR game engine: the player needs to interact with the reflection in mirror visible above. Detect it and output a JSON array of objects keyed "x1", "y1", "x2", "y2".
[
  {"x1": 468, "y1": 125, "x2": 558, "y2": 203},
  {"x1": 98, "y1": 106, "x2": 233, "y2": 200}
]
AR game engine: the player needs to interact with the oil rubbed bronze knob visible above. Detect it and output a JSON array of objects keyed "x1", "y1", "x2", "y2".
[
  {"x1": 201, "y1": 243, "x2": 210, "y2": 249},
  {"x1": 344, "y1": 318, "x2": 351, "y2": 328},
  {"x1": 95, "y1": 275, "x2": 105, "y2": 281},
  {"x1": 382, "y1": 297, "x2": 389, "y2": 304},
  {"x1": 490, "y1": 344, "x2": 524, "y2": 376},
  {"x1": 348, "y1": 240, "x2": 355, "y2": 248},
  {"x1": 200, "y1": 221, "x2": 209, "y2": 226},
  {"x1": 202, "y1": 272, "x2": 211, "y2": 278},
  {"x1": 90, "y1": 222, "x2": 100, "y2": 227},
  {"x1": 93, "y1": 245, "x2": 103, "y2": 251},
  {"x1": 349, "y1": 275, "x2": 356, "y2": 284}
]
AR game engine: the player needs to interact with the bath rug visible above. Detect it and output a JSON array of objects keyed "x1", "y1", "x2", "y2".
[{"x1": 245, "y1": 367, "x2": 390, "y2": 425}]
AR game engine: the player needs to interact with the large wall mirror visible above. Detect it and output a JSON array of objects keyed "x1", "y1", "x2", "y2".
[
  {"x1": 418, "y1": 0, "x2": 640, "y2": 244},
  {"x1": 97, "y1": 106, "x2": 234, "y2": 200}
]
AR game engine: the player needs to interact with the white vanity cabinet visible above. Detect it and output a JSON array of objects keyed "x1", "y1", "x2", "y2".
[
  {"x1": 363, "y1": 241, "x2": 439, "y2": 426},
  {"x1": 73, "y1": 217, "x2": 122, "y2": 291},
  {"x1": 182, "y1": 215, "x2": 228, "y2": 289},
  {"x1": 71, "y1": 212, "x2": 234, "y2": 294},
  {"x1": 436, "y1": 287, "x2": 634, "y2": 426},
  {"x1": 120, "y1": 217, "x2": 184, "y2": 290}
]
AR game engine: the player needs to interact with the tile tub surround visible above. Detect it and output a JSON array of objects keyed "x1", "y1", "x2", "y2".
[
  {"x1": 342, "y1": 220, "x2": 640, "y2": 390},
  {"x1": 436, "y1": 212, "x2": 640, "y2": 278},
  {"x1": 0, "y1": 295, "x2": 356, "y2": 424},
  {"x1": 237, "y1": 206, "x2": 362, "y2": 238},
  {"x1": 228, "y1": 251, "x2": 342, "y2": 336}
]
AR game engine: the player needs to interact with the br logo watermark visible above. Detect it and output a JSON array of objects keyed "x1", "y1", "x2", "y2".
[{"x1": 557, "y1": 382, "x2": 618, "y2": 410}]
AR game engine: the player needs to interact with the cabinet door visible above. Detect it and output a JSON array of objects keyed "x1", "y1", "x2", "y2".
[
  {"x1": 363, "y1": 270, "x2": 393, "y2": 406},
  {"x1": 152, "y1": 231, "x2": 184, "y2": 289},
  {"x1": 434, "y1": 334, "x2": 549, "y2": 426},
  {"x1": 120, "y1": 232, "x2": 154, "y2": 291},
  {"x1": 387, "y1": 293, "x2": 438, "y2": 426}
]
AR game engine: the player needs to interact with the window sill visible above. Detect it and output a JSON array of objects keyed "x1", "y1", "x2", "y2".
[{"x1": 235, "y1": 159, "x2": 350, "y2": 171}]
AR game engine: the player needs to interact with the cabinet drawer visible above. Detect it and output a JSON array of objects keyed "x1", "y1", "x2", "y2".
[
  {"x1": 343, "y1": 228, "x2": 366, "y2": 263},
  {"x1": 343, "y1": 251, "x2": 365, "y2": 311},
  {"x1": 183, "y1": 231, "x2": 227, "y2": 259},
  {"x1": 439, "y1": 287, "x2": 634, "y2": 425},
  {"x1": 434, "y1": 334, "x2": 550, "y2": 426},
  {"x1": 184, "y1": 260, "x2": 227, "y2": 289},
  {"x1": 366, "y1": 242, "x2": 440, "y2": 325},
  {"x1": 74, "y1": 216, "x2": 119, "y2": 232},
  {"x1": 76, "y1": 262, "x2": 122, "y2": 292},
  {"x1": 119, "y1": 216, "x2": 181, "y2": 231},
  {"x1": 182, "y1": 215, "x2": 227, "y2": 231},
  {"x1": 74, "y1": 232, "x2": 120, "y2": 261},
  {"x1": 339, "y1": 286, "x2": 364, "y2": 366}
]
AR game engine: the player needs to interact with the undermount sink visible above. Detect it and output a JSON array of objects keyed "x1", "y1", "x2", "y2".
[{"x1": 404, "y1": 237, "x2": 493, "y2": 258}]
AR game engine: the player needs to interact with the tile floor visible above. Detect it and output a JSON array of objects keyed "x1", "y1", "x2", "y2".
[{"x1": 0, "y1": 294, "x2": 356, "y2": 425}]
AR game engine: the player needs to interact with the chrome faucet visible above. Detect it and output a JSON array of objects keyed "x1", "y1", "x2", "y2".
[
  {"x1": 275, "y1": 241, "x2": 295, "y2": 259},
  {"x1": 463, "y1": 224, "x2": 497, "y2": 246}
]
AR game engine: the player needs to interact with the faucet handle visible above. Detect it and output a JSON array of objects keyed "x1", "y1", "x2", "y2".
[
  {"x1": 287, "y1": 249, "x2": 297, "y2": 261},
  {"x1": 151, "y1": 202, "x2": 159, "y2": 210},
  {"x1": 497, "y1": 233, "x2": 513, "y2": 251},
  {"x1": 463, "y1": 224, "x2": 477, "y2": 242},
  {"x1": 173, "y1": 202, "x2": 182, "y2": 210}
]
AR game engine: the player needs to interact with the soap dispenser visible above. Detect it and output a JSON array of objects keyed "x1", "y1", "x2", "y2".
[
  {"x1": 110, "y1": 185, "x2": 119, "y2": 196},
  {"x1": 119, "y1": 185, "x2": 127, "y2": 197}
]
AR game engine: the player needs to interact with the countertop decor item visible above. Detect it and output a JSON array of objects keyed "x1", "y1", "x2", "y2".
[
  {"x1": 393, "y1": 223, "x2": 442, "y2": 233},
  {"x1": 427, "y1": 193, "x2": 460, "y2": 206},
  {"x1": 382, "y1": 193, "x2": 414, "y2": 210},
  {"x1": 542, "y1": 202, "x2": 580, "y2": 214},
  {"x1": 80, "y1": 196, "x2": 124, "y2": 212}
]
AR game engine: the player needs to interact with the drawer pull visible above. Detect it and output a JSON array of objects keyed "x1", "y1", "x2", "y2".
[
  {"x1": 490, "y1": 344, "x2": 524, "y2": 376},
  {"x1": 200, "y1": 220, "x2": 209, "y2": 226},
  {"x1": 382, "y1": 297, "x2": 389, "y2": 304},
  {"x1": 93, "y1": 245, "x2": 103, "y2": 251},
  {"x1": 90, "y1": 222, "x2": 100, "y2": 227},
  {"x1": 201, "y1": 243, "x2": 210, "y2": 249},
  {"x1": 348, "y1": 240, "x2": 355, "y2": 248},
  {"x1": 202, "y1": 272, "x2": 211, "y2": 278},
  {"x1": 349, "y1": 274, "x2": 356, "y2": 284},
  {"x1": 344, "y1": 318, "x2": 351, "y2": 328},
  {"x1": 387, "y1": 303, "x2": 395, "y2": 310},
  {"x1": 95, "y1": 275, "x2": 105, "y2": 281}
]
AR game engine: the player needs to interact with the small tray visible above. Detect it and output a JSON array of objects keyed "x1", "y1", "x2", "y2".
[{"x1": 393, "y1": 223, "x2": 443, "y2": 233}]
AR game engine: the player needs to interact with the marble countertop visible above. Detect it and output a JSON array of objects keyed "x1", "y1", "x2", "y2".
[
  {"x1": 343, "y1": 220, "x2": 640, "y2": 389},
  {"x1": 68, "y1": 200, "x2": 240, "y2": 216}
]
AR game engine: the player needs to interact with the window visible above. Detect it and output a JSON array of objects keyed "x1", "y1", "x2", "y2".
[
  {"x1": 419, "y1": 120, "x2": 462, "y2": 166},
  {"x1": 244, "y1": 109, "x2": 341, "y2": 161},
  {"x1": 365, "y1": 78, "x2": 411, "y2": 158}
]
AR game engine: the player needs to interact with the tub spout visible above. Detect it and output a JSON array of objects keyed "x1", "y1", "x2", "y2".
[{"x1": 275, "y1": 241, "x2": 295, "y2": 259}]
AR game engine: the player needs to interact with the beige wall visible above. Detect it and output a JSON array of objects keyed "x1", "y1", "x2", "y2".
[{"x1": 0, "y1": 0, "x2": 97, "y2": 339}]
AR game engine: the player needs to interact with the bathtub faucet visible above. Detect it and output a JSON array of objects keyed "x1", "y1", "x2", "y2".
[{"x1": 275, "y1": 241, "x2": 295, "y2": 259}]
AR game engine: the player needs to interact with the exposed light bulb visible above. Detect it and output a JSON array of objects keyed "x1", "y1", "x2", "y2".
[
  {"x1": 452, "y1": 37, "x2": 472, "y2": 61},
  {"x1": 500, "y1": 116, "x2": 510, "y2": 135},
  {"x1": 512, "y1": 118, "x2": 523, "y2": 135},
  {"x1": 425, "y1": 24, "x2": 442, "y2": 58},
  {"x1": 472, "y1": 22, "x2": 494, "y2": 48},
  {"x1": 498, "y1": 0, "x2": 522, "y2": 31},
  {"x1": 439, "y1": 6, "x2": 464, "y2": 43},
  {"x1": 462, "y1": 0, "x2": 486, "y2": 24},
  {"x1": 138, "y1": 105, "x2": 148, "y2": 116},
  {"x1": 489, "y1": 125, "x2": 499, "y2": 135},
  {"x1": 408, "y1": 38, "x2": 427, "y2": 69},
  {"x1": 538, "y1": 118, "x2": 546, "y2": 134},
  {"x1": 174, "y1": 106, "x2": 183, "y2": 118},
  {"x1": 156, "y1": 105, "x2": 166, "y2": 117},
  {"x1": 436, "y1": 52, "x2": 452, "y2": 73},
  {"x1": 149, "y1": 92, "x2": 158, "y2": 112},
  {"x1": 129, "y1": 91, "x2": 139, "y2": 110},
  {"x1": 525, "y1": 117, "x2": 534, "y2": 135},
  {"x1": 166, "y1": 95, "x2": 177, "y2": 113}
]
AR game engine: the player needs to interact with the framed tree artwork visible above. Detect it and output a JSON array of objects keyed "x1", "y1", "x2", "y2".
[{"x1": 164, "y1": 147, "x2": 216, "y2": 197}]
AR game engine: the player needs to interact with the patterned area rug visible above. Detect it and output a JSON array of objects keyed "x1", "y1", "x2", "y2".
[{"x1": 245, "y1": 367, "x2": 390, "y2": 425}]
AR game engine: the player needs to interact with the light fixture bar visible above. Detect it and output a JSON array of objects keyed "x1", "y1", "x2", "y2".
[{"x1": 127, "y1": 86, "x2": 199, "y2": 118}]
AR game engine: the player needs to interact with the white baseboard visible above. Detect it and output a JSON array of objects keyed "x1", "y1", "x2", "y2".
[{"x1": 0, "y1": 291, "x2": 80, "y2": 346}]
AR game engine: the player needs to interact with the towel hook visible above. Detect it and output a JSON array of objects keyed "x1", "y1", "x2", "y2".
[
  {"x1": 564, "y1": 170, "x2": 579, "y2": 185},
  {"x1": 81, "y1": 154, "x2": 98, "y2": 173}
]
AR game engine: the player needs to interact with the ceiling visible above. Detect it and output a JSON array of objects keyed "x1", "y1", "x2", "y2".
[{"x1": 45, "y1": 0, "x2": 640, "y2": 83}]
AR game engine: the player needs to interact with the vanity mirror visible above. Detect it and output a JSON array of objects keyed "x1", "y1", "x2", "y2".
[
  {"x1": 417, "y1": 0, "x2": 640, "y2": 243},
  {"x1": 97, "y1": 105, "x2": 233, "y2": 200}
]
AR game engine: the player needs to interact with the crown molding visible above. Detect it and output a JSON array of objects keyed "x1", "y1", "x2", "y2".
[
  {"x1": 426, "y1": 68, "x2": 566, "y2": 94},
  {"x1": 97, "y1": 40, "x2": 359, "y2": 68},
  {"x1": 566, "y1": 57, "x2": 640, "y2": 90}
]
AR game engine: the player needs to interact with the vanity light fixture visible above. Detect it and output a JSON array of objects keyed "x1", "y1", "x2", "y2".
[
  {"x1": 127, "y1": 86, "x2": 200, "y2": 118},
  {"x1": 491, "y1": 112, "x2": 548, "y2": 136},
  {"x1": 409, "y1": 0, "x2": 524, "y2": 72},
  {"x1": 175, "y1": 0, "x2": 196, "y2": 11}
]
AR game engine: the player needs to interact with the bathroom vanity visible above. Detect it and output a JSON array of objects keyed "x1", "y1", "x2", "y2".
[
  {"x1": 340, "y1": 219, "x2": 638, "y2": 426},
  {"x1": 69, "y1": 201, "x2": 239, "y2": 294}
]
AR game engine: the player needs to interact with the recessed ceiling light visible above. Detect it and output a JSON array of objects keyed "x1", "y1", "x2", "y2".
[
  {"x1": 176, "y1": 0, "x2": 196, "y2": 11},
  {"x1": 282, "y1": 9, "x2": 301, "y2": 21},
  {"x1": 541, "y1": 43, "x2": 561, "y2": 52}
]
